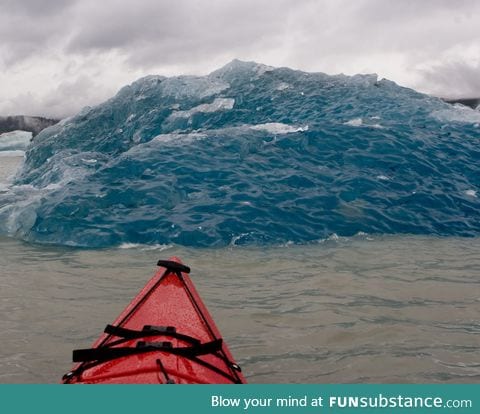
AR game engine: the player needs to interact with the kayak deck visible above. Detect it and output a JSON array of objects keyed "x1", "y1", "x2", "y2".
[{"x1": 63, "y1": 258, "x2": 245, "y2": 384}]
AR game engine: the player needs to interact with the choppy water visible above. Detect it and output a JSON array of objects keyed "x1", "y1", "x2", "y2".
[{"x1": 1, "y1": 233, "x2": 479, "y2": 383}]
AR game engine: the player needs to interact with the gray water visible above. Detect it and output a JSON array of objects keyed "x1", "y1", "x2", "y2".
[
  {"x1": 2, "y1": 234, "x2": 480, "y2": 384},
  {"x1": 0, "y1": 156, "x2": 479, "y2": 383}
]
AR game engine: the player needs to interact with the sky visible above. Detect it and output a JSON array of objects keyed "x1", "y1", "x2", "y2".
[{"x1": 1, "y1": 0, "x2": 479, "y2": 119}]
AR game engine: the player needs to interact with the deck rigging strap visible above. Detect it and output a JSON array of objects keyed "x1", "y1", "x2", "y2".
[
  {"x1": 72, "y1": 338, "x2": 223, "y2": 363},
  {"x1": 103, "y1": 324, "x2": 201, "y2": 346}
]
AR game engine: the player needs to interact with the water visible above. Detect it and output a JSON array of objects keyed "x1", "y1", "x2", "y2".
[{"x1": 1, "y1": 232, "x2": 479, "y2": 383}]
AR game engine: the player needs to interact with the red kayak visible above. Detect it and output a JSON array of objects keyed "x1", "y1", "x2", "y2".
[{"x1": 62, "y1": 258, "x2": 246, "y2": 384}]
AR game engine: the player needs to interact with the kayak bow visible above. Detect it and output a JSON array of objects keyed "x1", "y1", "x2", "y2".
[{"x1": 62, "y1": 257, "x2": 246, "y2": 384}]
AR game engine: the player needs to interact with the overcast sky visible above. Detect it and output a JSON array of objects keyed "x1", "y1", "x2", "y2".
[{"x1": 1, "y1": 0, "x2": 479, "y2": 118}]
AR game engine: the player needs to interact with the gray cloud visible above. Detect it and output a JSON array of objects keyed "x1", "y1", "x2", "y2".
[
  {"x1": 0, "y1": 0, "x2": 76, "y2": 66},
  {"x1": 0, "y1": 0, "x2": 479, "y2": 118},
  {"x1": 1, "y1": 0, "x2": 75, "y2": 16},
  {"x1": 66, "y1": 0, "x2": 294, "y2": 68},
  {"x1": 5, "y1": 75, "x2": 104, "y2": 118},
  {"x1": 419, "y1": 61, "x2": 480, "y2": 99}
]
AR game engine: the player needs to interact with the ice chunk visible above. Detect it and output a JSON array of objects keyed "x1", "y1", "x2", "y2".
[
  {"x1": 249, "y1": 123, "x2": 308, "y2": 134},
  {"x1": 275, "y1": 82, "x2": 290, "y2": 91},
  {"x1": 0, "y1": 130, "x2": 32, "y2": 151},
  {"x1": 432, "y1": 105, "x2": 480, "y2": 124},
  {"x1": 169, "y1": 98, "x2": 235, "y2": 119},
  {"x1": 344, "y1": 118, "x2": 363, "y2": 127},
  {"x1": 2, "y1": 60, "x2": 479, "y2": 248}
]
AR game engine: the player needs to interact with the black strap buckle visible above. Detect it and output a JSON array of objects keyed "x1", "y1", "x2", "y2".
[{"x1": 157, "y1": 260, "x2": 190, "y2": 274}]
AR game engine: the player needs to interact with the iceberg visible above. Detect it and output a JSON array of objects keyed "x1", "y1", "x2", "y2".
[
  {"x1": 0, "y1": 130, "x2": 32, "y2": 153},
  {"x1": 1, "y1": 60, "x2": 478, "y2": 247}
]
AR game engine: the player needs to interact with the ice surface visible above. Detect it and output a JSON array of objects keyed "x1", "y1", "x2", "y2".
[
  {"x1": 169, "y1": 98, "x2": 235, "y2": 119},
  {"x1": 1, "y1": 60, "x2": 479, "y2": 247},
  {"x1": 0, "y1": 130, "x2": 32, "y2": 152}
]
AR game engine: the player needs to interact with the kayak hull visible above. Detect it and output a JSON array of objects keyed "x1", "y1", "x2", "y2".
[{"x1": 63, "y1": 257, "x2": 245, "y2": 384}]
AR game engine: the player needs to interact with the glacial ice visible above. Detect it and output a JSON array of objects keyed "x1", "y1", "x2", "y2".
[
  {"x1": 0, "y1": 60, "x2": 479, "y2": 248},
  {"x1": 0, "y1": 130, "x2": 32, "y2": 153}
]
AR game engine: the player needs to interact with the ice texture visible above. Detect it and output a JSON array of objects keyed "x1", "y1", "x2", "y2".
[
  {"x1": 0, "y1": 130, "x2": 32, "y2": 152},
  {"x1": 1, "y1": 60, "x2": 479, "y2": 247}
]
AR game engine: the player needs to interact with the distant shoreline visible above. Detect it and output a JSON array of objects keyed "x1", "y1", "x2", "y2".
[
  {"x1": 0, "y1": 115, "x2": 59, "y2": 137},
  {"x1": 441, "y1": 97, "x2": 480, "y2": 109}
]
